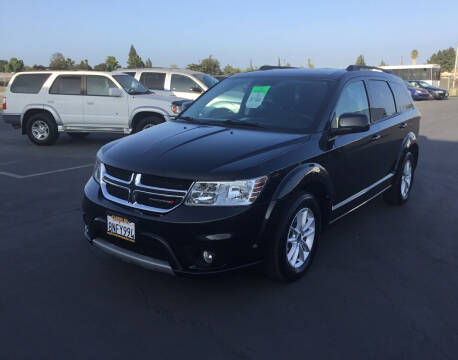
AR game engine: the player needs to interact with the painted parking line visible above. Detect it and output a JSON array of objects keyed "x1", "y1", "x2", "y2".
[{"x1": 0, "y1": 163, "x2": 93, "y2": 179}]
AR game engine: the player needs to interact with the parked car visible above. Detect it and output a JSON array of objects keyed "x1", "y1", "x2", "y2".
[
  {"x1": 407, "y1": 80, "x2": 449, "y2": 100},
  {"x1": 2, "y1": 71, "x2": 185, "y2": 145},
  {"x1": 83, "y1": 65, "x2": 420, "y2": 282},
  {"x1": 122, "y1": 68, "x2": 219, "y2": 100},
  {"x1": 404, "y1": 81, "x2": 431, "y2": 100}
]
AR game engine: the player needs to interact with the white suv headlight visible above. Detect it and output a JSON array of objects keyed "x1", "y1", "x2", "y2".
[{"x1": 186, "y1": 176, "x2": 268, "y2": 206}]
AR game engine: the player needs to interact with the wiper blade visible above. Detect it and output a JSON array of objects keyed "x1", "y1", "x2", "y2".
[
  {"x1": 219, "y1": 119, "x2": 266, "y2": 129},
  {"x1": 177, "y1": 116, "x2": 203, "y2": 124}
]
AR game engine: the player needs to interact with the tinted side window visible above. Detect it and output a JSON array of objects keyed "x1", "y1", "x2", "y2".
[
  {"x1": 49, "y1": 76, "x2": 82, "y2": 95},
  {"x1": 171, "y1": 74, "x2": 201, "y2": 92},
  {"x1": 86, "y1": 76, "x2": 118, "y2": 96},
  {"x1": 390, "y1": 83, "x2": 414, "y2": 112},
  {"x1": 334, "y1": 81, "x2": 370, "y2": 127},
  {"x1": 139, "y1": 72, "x2": 166, "y2": 90},
  {"x1": 366, "y1": 80, "x2": 396, "y2": 122},
  {"x1": 10, "y1": 74, "x2": 51, "y2": 94}
]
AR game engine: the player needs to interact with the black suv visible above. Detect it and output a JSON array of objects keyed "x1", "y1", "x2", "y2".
[{"x1": 82, "y1": 65, "x2": 420, "y2": 281}]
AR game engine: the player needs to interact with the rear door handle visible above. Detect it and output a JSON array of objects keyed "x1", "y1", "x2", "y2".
[
  {"x1": 371, "y1": 134, "x2": 381, "y2": 142},
  {"x1": 399, "y1": 123, "x2": 407, "y2": 129}
]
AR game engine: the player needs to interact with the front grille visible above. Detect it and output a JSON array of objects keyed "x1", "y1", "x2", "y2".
[{"x1": 100, "y1": 164, "x2": 192, "y2": 214}]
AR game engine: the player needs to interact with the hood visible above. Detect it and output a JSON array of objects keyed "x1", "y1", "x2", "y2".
[
  {"x1": 424, "y1": 86, "x2": 446, "y2": 92},
  {"x1": 409, "y1": 86, "x2": 428, "y2": 93},
  {"x1": 99, "y1": 121, "x2": 311, "y2": 180}
]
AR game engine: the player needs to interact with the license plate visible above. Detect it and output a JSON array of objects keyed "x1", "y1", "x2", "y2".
[{"x1": 107, "y1": 215, "x2": 135, "y2": 242}]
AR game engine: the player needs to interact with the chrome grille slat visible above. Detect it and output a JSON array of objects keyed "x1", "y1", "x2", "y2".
[{"x1": 100, "y1": 164, "x2": 192, "y2": 213}]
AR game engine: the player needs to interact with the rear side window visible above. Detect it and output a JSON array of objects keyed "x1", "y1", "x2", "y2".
[
  {"x1": 139, "y1": 72, "x2": 166, "y2": 90},
  {"x1": 49, "y1": 76, "x2": 82, "y2": 95},
  {"x1": 366, "y1": 80, "x2": 396, "y2": 122},
  {"x1": 86, "y1": 76, "x2": 118, "y2": 96},
  {"x1": 10, "y1": 74, "x2": 51, "y2": 94},
  {"x1": 390, "y1": 83, "x2": 414, "y2": 112},
  {"x1": 333, "y1": 81, "x2": 370, "y2": 127},
  {"x1": 171, "y1": 74, "x2": 201, "y2": 92}
]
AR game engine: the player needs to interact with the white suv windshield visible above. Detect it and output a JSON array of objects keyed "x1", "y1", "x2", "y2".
[
  {"x1": 179, "y1": 77, "x2": 331, "y2": 133},
  {"x1": 113, "y1": 74, "x2": 149, "y2": 95}
]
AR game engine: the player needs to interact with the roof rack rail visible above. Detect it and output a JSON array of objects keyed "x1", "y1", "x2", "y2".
[
  {"x1": 346, "y1": 65, "x2": 391, "y2": 73},
  {"x1": 258, "y1": 65, "x2": 297, "y2": 71}
]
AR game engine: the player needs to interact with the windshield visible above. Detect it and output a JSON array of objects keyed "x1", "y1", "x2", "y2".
[
  {"x1": 112, "y1": 74, "x2": 149, "y2": 95},
  {"x1": 193, "y1": 73, "x2": 219, "y2": 88},
  {"x1": 179, "y1": 77, "x2": 331, "y2": 133},
  {"x1": 417, "y1": 81, "x2": 431, "y2": 87}
]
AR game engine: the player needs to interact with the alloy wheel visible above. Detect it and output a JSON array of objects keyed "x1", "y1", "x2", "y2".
[
  {"x1": 31, "y1": 120, "x2": 50, "y2": 141},
  {"x1": 400, "y1": 159, "x2": 412, "y2": 199},
  {"x1": 286, "y1": 207, "x2": 316, "y2": 269}
]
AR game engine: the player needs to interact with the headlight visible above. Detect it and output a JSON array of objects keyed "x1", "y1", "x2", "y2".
[
  {"x1": 186, "y1": 176, "x2": 268, "y2": 206},
  {"x1": 93, "y1": 158, "x2": 102, "y2": 183}
]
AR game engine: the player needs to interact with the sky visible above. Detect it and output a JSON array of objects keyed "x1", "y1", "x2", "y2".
[{"x1": 2, "y1": 0, "x2": 457, "y2": 70}]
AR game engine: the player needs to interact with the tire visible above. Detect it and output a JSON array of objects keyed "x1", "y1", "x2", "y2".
[
  {"x1": 134, "y1": 116, "x2": 163, "y2": 133},
  {"x1": 383, "y1": 151, "x2": 415, "y2": 206},
  {"x1": 26, "y1": 112, "x2": 59, "y2": 146},
  {"x1": 67, "y1": 132, "x2": 89, "y2": 139},
  {"x1": 265, "y1": 193, "x2": 321, "y2": 282}
]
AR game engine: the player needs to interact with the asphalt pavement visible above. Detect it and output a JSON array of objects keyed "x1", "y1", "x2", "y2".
[{"x1": 0, "y1": 99, "x2": 457, "y2": 359}]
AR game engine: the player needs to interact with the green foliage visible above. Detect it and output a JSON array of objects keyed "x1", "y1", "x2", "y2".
[
  {"x1": 355, "y1": 55, "x2": 366, "y2": 66},
  {"x1": 127, "y1": 45, "x2": 144, "y2": 68},
  {"x1": 307, "y1": 58, "x2": 314, "y2": 68},
  {"x1": 223, "y1": 64, "x2": 241, "y2": 75},
  {"x1": 49, "y1": 52, "x2": 68, "y2": 69},
  {"x1": 186, "y1": 55, "x2": 222, "y2": 75},
  {"x1": 75, "y1": 59, "x2": 91, "y2": 70},
  {"x1": 379, "y1": 60, "x2": 387, "y2": 66},
  {"x1": 105, "y1": 56, "x2": 120, "y2": 71},
  {"x1": 0, "y1": 59, "x2": 7, "y2": 72},
  {"x1": 5, "y1": 57, "x2": 25, "y2": 72},
  {"x1": 145, "y1": 58, "x2": 153, "y2": 68},
  {"x1": 93, "y1": 63, "x2": 107, "y2": 71},
  {"x1": 427, "y1": 47, "x2": 456, "y2": 72},
  {"x1": 32, "y1": 64, "x2": 46, "y2": 70}
]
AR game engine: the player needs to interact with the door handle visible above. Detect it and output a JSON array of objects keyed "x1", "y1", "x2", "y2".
[
  {"x1": 371, "y1": 134, "x2": 382, "y2": 142},
  {"x1": 399, "y1": 123, "x2": 407, "y2": 129},
  {"x1": 87, "y1": 101, "x2": 94, "y2": 105}
]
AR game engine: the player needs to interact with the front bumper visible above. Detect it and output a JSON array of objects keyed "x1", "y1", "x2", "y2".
[
  {"x1": 82, "y1": 178, "x2": 269, "y2": 275},
  {"x1": 413, "y1": 93, "x2": 430, "y2": 100},
  {"x1": 431, "y1": 91, "x2": 448, "y2": 100}
]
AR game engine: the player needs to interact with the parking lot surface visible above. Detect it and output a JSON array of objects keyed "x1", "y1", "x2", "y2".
[{"x1": 1, "y1": 99, "x2": 457, "y2": 359}]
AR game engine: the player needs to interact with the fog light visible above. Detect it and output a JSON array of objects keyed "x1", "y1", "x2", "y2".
[{"x1": 203, "y1": 250, "x2": 215, "y2": 264}]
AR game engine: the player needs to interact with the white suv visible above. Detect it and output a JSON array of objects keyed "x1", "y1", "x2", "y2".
[
  {"x1": 2, "y1": 71, "x2": 185, "y2": 145},
  {"x1": 122, "y1": 68, "x2": 219, "y2": 100}
]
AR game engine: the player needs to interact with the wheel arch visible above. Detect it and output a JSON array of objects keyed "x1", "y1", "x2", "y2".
[
  {"x1": 129, "y1": 107, "x2": 170, "y2": 130},
  {"x1": 396, "y1": 132, "x2": 419, "y2": 169},
  {"x1": 267, "y1": 163, "x2": 334, "y2": 228},
  {"x1": 21, "y1": 105, "x2": 60, "y2": 135}
]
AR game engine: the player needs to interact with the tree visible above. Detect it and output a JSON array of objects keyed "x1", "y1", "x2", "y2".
[
  {"x1": 223, "y1": 64, "x2": 241, "y2": 75},
  {"x1": 186, "y1": 55, "x2": 222, "y2": 75},
  {"x1": 145, "y1": 58, "x2": 153, "y2": 68},
  {"x1": 32, "y1": 64, "x2": 47, "y2": 70},
  {"x1": 427, "y1": 47, "x2": 456, "y2": 72},
  {"x1": 127, "y1": 45, "x2": 144, "y2": 68},
  {"x1": 49, "y1": 52, "x2": 68, "y2": 69},
  {"x1": 105, "y1": 56, "x2": 120, "y2": 71},
  {"x1": 307, "y1": 58, "x2": 314, "y2": 68},
  {"x1": 75, "y1": 59, "x2": 91, "y2": 70},
  {"x1": 93, "y1": 63, "x2": 107, "y2": 71},
  {"x1": 0, "y1": 59, "x2": 7, "y2": 72},
  {"x1": 411, "y1": 49, "x2": 419, "y2": 65},
  {"x1": 379, "y1": 60, "x2": 387, "y2": 66},
  {"x1": 5, "y1": 58, "x2": 25, "y2": 72},
  {"x1": 65, "y1": 58, "x2": 75, "y2": 69},
  {"x1": 355, "y1": 55, "x2": 366, "y2": 66}
]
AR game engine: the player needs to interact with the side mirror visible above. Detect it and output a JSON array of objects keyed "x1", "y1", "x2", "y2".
[
  {"x1": 189, "y1": 86, "x2": 202, "y2": 93},
  {"x1": 109, "y1": 88, "x2": 123, "y2": 97},
  {"x1": 171, "y1": 99, "x2": 193, "y2": 114},
  {"x1": 331, "y1": 113, "x2": 369, "y2": 135}
]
